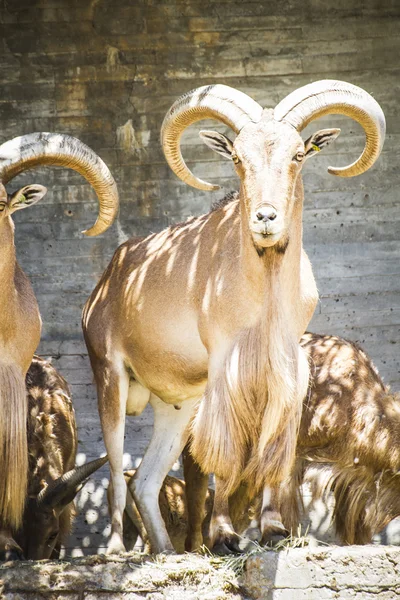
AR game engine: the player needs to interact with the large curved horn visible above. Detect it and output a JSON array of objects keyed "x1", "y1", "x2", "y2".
[
  {"x1": 274, "y1": 80, "x2": 385, "y2": 178},
  {"x1": 36, "y1": 455, "x2": 108, "y2": 508},
  {"x1": 0, "y1": 133, "x2": 119, "y2": 236},
  {"x1": 161, "y1": 84, "x2": 263, "y2": 190}
]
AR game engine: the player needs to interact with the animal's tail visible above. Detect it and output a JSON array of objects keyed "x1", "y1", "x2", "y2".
[{"x1": 0, "y1": 363, "x2": 28, "y2": 529}]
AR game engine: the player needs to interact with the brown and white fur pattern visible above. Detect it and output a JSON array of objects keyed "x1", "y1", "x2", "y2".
[
  {"x1": 1, "y1": 355, "x2": 107, "y2": 560},
  {"x1": 83, "y1": 80, "x2": 383, "y2": 555},
  {"x1": 0, "y1": 131, "x2": 118, "y2": 543},
  {"x1": 279, "y1": 332, "x2": 400, "y2": 545},
  {"x1": 0, "y1": 184, "x2": 47, "y2": 535},
  {"x1": 82, "y1": 118, "x2": 339, "y2": 554},
  {"x1": 184, "y1": 332, "x2": 400, "y2": 550}
]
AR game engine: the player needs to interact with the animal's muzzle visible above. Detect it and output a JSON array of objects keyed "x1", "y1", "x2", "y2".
[
  {"x1": 255, "y1": 206, "x2": 277, "y2": 223},
  {"x1": 251, "y1": 205, "x2": 282, "y2": 240}
]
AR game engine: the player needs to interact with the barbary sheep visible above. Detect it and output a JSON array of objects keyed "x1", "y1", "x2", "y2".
[{"x1": 82, "y1": 81, "x2": 385, "y2": 553}]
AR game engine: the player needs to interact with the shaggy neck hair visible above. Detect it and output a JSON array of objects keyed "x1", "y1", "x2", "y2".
[{"x1": 191, "y1": 241, "x2": 309, "y2": 496}]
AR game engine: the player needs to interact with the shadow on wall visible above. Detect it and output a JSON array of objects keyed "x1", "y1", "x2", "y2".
[
  {"x1": 64, "y1": 466, "x2": 400, "y2": 557},
  {"x1": 61, "y1": 407, "x2": 184, "y2": 557},
  {"x1": 60, "y1": 338, "x2": 400, "y2": 556}
]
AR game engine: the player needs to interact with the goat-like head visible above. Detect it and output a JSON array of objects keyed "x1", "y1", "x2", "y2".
[
  {"x1": 13, "y1": 456, "x2": 108, "y2": 560},
  {"x1": 200, "y1": 116, "x2": 340, "y2": 249},
  {"x1": 0, "y1": 132, "x2": 119, "y2": 236},
  {"x1": 161, "y1": 81, "x2": 385, "y2": 251}
]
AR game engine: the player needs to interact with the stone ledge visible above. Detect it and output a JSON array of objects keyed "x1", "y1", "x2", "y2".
[
  {"x1": 0, "y1": 553, "x2": 242, "y2": 600},
  {"x1": 242, "y1": 545, "x2": 400, "y2": 599},
  {"x1": 1, "y1": 546, "x2": 400, "y2": 599}
]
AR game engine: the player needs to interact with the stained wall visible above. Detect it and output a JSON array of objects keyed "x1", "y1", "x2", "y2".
[{"x1": 0, "y1": 0, "x2": 399, "y2": 553}]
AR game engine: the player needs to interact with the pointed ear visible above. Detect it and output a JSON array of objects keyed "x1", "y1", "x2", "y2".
[
  {"x1": 199, "y1": 130, "x2": 235, "y2": 160},
  {"x1": 9, "y1": 184, "x2": 47, "y2": 213},
  {"x1": 304, "y1": 128, "x2": 341, "y2": 160}
]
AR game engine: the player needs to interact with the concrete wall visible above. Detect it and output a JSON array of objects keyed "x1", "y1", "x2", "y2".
[{"x1": 0, "y1": 0, "x2": 399, "y2": 554}]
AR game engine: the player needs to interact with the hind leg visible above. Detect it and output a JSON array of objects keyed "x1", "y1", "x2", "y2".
[
  {"x1": 182, "y1": 443, "x2": 209, "y2": 551},
  {"x1": 130, "y1": 395, "x2": 198, "y2": 554},
  {"x1": 208, "y1": 478, "x2": 251, "y2": 554},
  {"x1": 95, "y1": 358, "x2": 130, "y2": 554}
]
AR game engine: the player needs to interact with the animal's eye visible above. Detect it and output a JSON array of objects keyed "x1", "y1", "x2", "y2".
[
  {"x1": 294, "y1": 152, "x2": 305, "y2": 163},
  {"x1": 0, "y1": 203, "x2": 6, "y2": 212},
  {"x1": 47, "y1": 531, "x2": 58, "y2": 542},
  {"x1": 231, "y1": 154, "x2": 241, "y2": 165}
]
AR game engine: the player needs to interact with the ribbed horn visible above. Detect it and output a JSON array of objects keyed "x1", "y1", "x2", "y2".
[
  {"x1": 0, "y1": 133, "x2": 119, "y2": 236},
  {"x1": 161, "y1": 84, "x2": 263, "y2": 190},
  {"x1": 36, "y1": 455, "x2": 108, "y2": 508},
  {"x1": 274, "y1": 80, "x2": 385, "y2": 178}
]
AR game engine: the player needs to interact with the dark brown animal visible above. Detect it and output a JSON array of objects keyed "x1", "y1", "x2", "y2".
[
  {"x1": 280, "y1": 332, "x2": 400, "y2": 545},
  {"x1": 0, "y1": 356, "x2": 108, "y2": 560}
]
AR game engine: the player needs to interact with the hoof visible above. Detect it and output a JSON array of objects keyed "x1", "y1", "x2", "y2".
[
  {"x1": 158, "y1": 548, "x2": 176, "y2": 556},
  {"x1": 212, "y1": 531, "x2": 242, "y2": 555},
  {"x1": 106, "y1": 533, "x2": 127, "y2": 555},
  {"x1": 261, "y1": 527, "x2": 289, "y2": 548}
]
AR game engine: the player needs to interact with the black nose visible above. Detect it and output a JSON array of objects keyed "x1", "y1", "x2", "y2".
[{"x1": 256, "y1": 207, "x2": 277, "y2": 222}]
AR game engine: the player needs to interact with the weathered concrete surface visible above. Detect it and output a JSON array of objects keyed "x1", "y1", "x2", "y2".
[
  {"x1": 2, "y1": 547, "x2": 400, "y2": 599},
  {"x1": 0, "y1": 0, "x2": 399, "y2": 554},
  {"x1": 0, "y1": 552, "x2": 243, "y2": 600},
  {"x1": 243, "y1": 546, "x2": 400, "y2": 599}
]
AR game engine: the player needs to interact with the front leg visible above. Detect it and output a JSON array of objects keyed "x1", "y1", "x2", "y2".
[
  {"x1": 260, "y1": 485, "x2": 288, "y2": 545},
  {"x1": 94, "y1": 358, "x2": 130, "y2": 555},
  {"x1": 130, "y1": 395, "x2": 198, "y2": 554}
]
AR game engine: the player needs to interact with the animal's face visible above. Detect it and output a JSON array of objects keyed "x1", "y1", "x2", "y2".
[
  {"x1": 0, "y1": 183, "x2": 47, "y2": 221},
  {"x1": 234, "y1": 117, "x2": 307, "y2": 251},
  {"x1": 200, "y1": 113, "x2": 339, "y2": 251},
  {"x1": 11, "y1": 455, "x2": 108, "y2": 560},
  {"x1": 14, "y1": 499, "x2": 61, "y2": 560}
]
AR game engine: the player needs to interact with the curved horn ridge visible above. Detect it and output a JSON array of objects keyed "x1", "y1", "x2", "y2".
[
  {"x1": 0, "y1": 133, "x2": 119, "y2": 235},
  {"x1": 274, "y1": 80, "x2": 385, "y2": 177},
  {"x1": 37, "y1": 455, "x2": 108, "y2": 507},
  {"x1": 161, "y1": 84, "x2": 263, "y2": 190}
]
